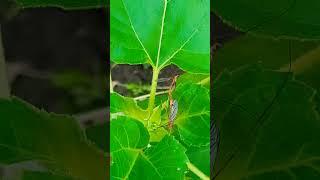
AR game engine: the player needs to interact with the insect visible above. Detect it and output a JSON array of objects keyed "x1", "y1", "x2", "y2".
[
  {"x1": 168, "y1": 99, "x2": 178, "y2": 130},
  {"x1": 147, "y1": 75, "x2": 179, "y2": 132},
  {"x1": 168, "y1": 75, "x2": 179, "y2": 131}
]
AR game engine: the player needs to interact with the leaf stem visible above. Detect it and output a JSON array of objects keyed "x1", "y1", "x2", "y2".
[
  {"x1": 147, "y1": 67, "x2": 160, "y2": 114},
  {"x1": 0, "y1": 25, "x2": 10, "y2": 99},
  {"x1": 187, "y1": 162, "x2": 210, "y2": 180}
]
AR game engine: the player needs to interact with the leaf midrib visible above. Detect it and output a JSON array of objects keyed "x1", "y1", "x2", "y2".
[
  {"x1": 155, "y1": 0, "x2": 168, "y2": 68},
  {"x1": 120, "y1": 0, "x2": 207, "y2": 69}
]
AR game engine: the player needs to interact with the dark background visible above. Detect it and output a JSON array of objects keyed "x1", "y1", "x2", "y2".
[{"x1": 2, "y1": 8, "x2": 107, "y2": 115}]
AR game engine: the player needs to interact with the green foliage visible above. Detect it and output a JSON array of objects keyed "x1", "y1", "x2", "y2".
[
  {"x1": 213, "y1": 35, "x2": 319, "y2": 72},
  {"x1": 110, "y1": 92, "x2": 148, "y2": 122},
  {"x1": 110, "y1": 75, "x2": 210, "y2": 179},
  {"x1": 110, "y1": 116, "x2": 189, "y2": 179},
  {"x1": 173, "y1": 82, "x2": 210, "y2": 147},
  {"x1": 110, "y1": 0, "x2": 210, "y2": 179},
  {"x1": 213, "y1": 65, "x2": 320, "y2": 180},
  {"x1": 111, "y1": 0, "x2": 210, "y2": 74},
  {"x1": 125, "y1": 83, "x2": 150, "y2": 96},
  {"x1": 0, "y1": 97, "x2": 107, "y2": 179},
  {"x1": 212, "y1": 0, "x2": 320, "y2": 40}
]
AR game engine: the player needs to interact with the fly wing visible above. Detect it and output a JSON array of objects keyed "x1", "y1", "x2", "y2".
[{"x1": 169, "y1": 100, "x2": 178, "y2": 122}]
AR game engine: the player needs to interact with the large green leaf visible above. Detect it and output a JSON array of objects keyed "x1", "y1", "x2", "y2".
[
  {"x1": 173, "y1": 82, "x2": 210, "y2": 147},
  {"x1": 213, "y1": 65, "x2": 320, "y2": 180},
  {"x1": 212, "y1": 0, "x2": 320, "y2": 40},
  {"x1": 111, "y1": 0, "x2": 210, "y2": 73},
  {"x1": 110, "y1": 116, "x2": 189, "y2": 179},
  {"x1": 17, "y1": 0, "x2": 107, "y2": 9},
  {"x1": 0, "y1": 97, "x2": 107, "y2": 180}
]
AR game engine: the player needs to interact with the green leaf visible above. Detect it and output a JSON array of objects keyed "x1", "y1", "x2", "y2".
[
  {"x1": 186, "y1": 144, "x2": 210, "y2": 178},
  {"x1": 0, "y1": 97, "x2": 107, "y2": 180},
  {"x1": 213, "y1": 65, "x2": 320, "y2": 180},
  {"x1": 177, "y1": 73, "x2": 210, "y2": 89},
  {"x1": 23, "y1": 171, "x2": 73, "y2": 180},
  {"x1": 111, "y1": 0, "x2": 210, "y2": 73},
  {"x1": 110, "y1": 92, "x2": 148, "y2": 122},
  {"x1": 111, "y1": 116, "x2": 189, "y2": 179},
  {"x1": 212, "y1": 0, "x2": 320, "y2": 40},
  {"x1": 173, "y1": 82, "x2": 210, "y2": 147},
  {"x1": 213, "y1": 35, "x2": 320, "y2": 73},
  {"x1": 17, "y1": 0, "x2": 107, "y2": 9},
  {"x1": 86, "y1": 122, "x2": 108, "y2": 152}
]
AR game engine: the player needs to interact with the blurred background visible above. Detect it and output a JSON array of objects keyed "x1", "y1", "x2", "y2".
[
  {"x1": 1, "y1": 7, "x2": 107, "y2": 179},
  {"x1": 2, "y1": 8, "x2": 107, "y2": 124}
]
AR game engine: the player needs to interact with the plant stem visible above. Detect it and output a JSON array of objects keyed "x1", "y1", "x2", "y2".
[
  {"x1": 0, "y1": 25, "x2": 9, "y2": 99},
  {"x1": 134, "y1": 90, "x2": 169, "y2": 101},
  {"x1": 187, "y1": 162, "x2": 210, "y2": 180},
  {"x1": 147, "y1": 67, "x2": 160, "y2": 114}
]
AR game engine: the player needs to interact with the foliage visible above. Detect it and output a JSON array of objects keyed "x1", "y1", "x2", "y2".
[
  {"x1": 212, "y1": 0, "x2": 320, "y2": 40},
  {"x1": 110, "y1": 0, "x2": 210, "y2": 179},
  {"x1": 0, "y1": 0, "x2": 108, "y2": 180},
  {"x1": 213, "y1": 1, "x2": 320, "y2": 180}
]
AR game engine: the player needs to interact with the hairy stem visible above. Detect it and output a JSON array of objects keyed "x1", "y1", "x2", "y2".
[
  {"x1": 0, "y1": 25, "x2": 9, "y2": 99},
  {"x1": 147, "y1": 67, "x2": 159, "y2": 114},
  {"x1": 187, "y1": 162, "x2": 210, "y2": 180}
]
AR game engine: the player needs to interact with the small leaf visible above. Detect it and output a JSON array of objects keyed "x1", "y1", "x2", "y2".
[
  {"x1": 111, "y1": 116, "x2": 189, "y2": 179},
  {"x1": 111, "y1": 0, "x2": 210, "y2": 73}
]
